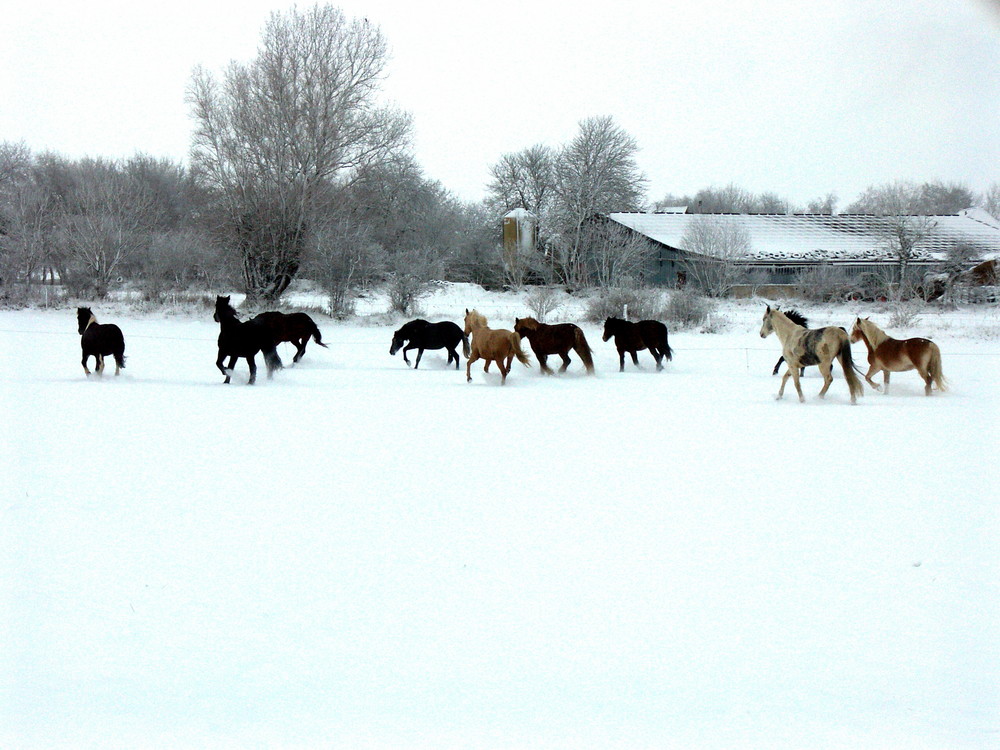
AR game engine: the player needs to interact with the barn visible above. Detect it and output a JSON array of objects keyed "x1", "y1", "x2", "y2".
[{"x1": 602, "y1": 208, "x2": 1000, "y2": 296}]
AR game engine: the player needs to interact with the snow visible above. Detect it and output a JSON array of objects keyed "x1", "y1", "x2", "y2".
[{"x1": 2, "y1": 284, "x2": 998, "y2": 749}]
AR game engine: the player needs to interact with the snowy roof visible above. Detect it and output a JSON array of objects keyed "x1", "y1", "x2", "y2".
[{"x1": 606, "y1": 209, "x2": 1000, "y2": 264}]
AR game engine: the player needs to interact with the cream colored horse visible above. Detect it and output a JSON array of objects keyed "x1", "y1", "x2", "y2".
[
  {"x1": 463, "y1": 309, "x2": 530, "y2": 385},
  {"x1": 760, "y1": 306, "x2": 864, "y2": 404},
  {"x1": 850, "y1": 317, "x2": 946, "y2": 396}
]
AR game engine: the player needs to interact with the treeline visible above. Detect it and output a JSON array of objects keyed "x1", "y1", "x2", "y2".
[{"x1": 2, "y1": 4, "x2": 998, "y2": 311}]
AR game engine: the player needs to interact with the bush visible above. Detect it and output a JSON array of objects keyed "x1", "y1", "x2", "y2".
[
  {"x1": 584, "y1": 286, "x2": 663, "y2": 323},
  {"x1": 663, "y1": 290, "x2": 714, "y2": 329},
  {"x1": 525, "y1": 286, "x2": 562, "y2": 322}
]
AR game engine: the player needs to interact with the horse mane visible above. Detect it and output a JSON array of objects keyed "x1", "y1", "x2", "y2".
[
  {"x1": 215, "y1": 295, "x2": 239, "y2": 320},
  {"x1": 514, "y1": 316, "x2": 540, "y2": 332},
  {"x1": 784, "y1": 308, "x2": 809, "y2": 327}
]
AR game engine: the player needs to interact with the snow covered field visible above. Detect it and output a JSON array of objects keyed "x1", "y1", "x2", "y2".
[{"x1": 2, "y1": 284, "x2": 998, "y2": 749}]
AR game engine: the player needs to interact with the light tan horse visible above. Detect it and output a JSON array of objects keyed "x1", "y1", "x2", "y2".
[
  {"x1": 760, "y1": 306, "x2": 864, "y2": 404},
  {"x1": 464, "y1": 309, "x2": 531, "y2": 385},
  {"x1": 850, "y1": 317, "x2": 946, "y2": 396}
]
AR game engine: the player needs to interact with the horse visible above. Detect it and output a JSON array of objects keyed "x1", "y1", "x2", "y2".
[
  {"x1": 760, "y1": 305, "x2": 864, "y2": 404},
  {"x1": 76, "y1": 307, "x2": 126, "y2": 376},
  {"x1": 463, "y1": 309, "x2": 531, "y2": 385},
  {"x1": 601, "y1": 317, "x2": 673, "y2": 372},
  {"x1": 390, "y1": 319, "x2": 469, "y2": 369},
  {"x1": 213, "y1": 295, "x2": 283, "y2": 385},
  {"x1": 252, "y1": 310, "x2": 328, "y2": 363},
  {"x1": 850, "y1": 317, "x2": 946, "y2": 396},
  {"x1": 771, "y1": 308, "x2": 809, "y2": 376},
  {"x1": 513, "y1": 317, "x2": 595, "y2": 375}
]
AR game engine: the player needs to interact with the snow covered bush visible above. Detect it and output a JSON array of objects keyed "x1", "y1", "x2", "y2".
[
  {"x1": 584, "y1": 286, "x2": 663, "y2": 322},
  {"x1": 663, "y1": 289, "x2": 714, "y2": 329}
]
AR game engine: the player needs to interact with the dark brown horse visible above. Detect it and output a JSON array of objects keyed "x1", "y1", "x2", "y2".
[
  {"x1": 850, "y1": 317, "x2": 946, "y2": 396},
  {"x1": 76, "y1": 307, "x2": 125, "y2": 376},
  {"x1": 513, "y1": 317, "x2": 594, "y2": 375},
  {"x1": 252, "y1": 311, "x2": 328, "y2": 363},
  {"x1": 602, "y1": 317, "x2": 673, "y2": 372}
]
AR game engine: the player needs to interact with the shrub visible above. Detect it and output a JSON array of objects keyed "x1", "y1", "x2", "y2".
[
  {"x1": 525, "y1": 286, "x2": 562, "y2": 322},
  {"x1": 663, "y1": 290, "x2": 714, "y2": 329},
  {"x1": 584, "y1": 286, "x2": 663, "y2": 323}
]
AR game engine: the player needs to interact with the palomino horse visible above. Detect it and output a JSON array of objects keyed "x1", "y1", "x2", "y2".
[
  {"x1": 463, "y1": 309, "x2": 530, "y2": 385},
  {"x1": 390, "y1": 319, "x2": 470, "y2": 369},
  {"x1": 214, "y1": 295, "x2": 283, "y2": 385},
  {"x1": 760, "y1": 306, "x2": 864, "y2": 404},
  {"x1": 513, "y1": 317, "x2": 595, "y2": 375},
  {"x1": 602, "y1": 317, "x2": 673, "y2": 372},
  {"x1": 77, "y1": 307, "x2": 126, "y2": 376},
  {"x1": 850, "y1": 317, "x2": 946, "y2": 396},
  {"x1": 253, "y1": 311, "x2": 328, "y2": 363}
]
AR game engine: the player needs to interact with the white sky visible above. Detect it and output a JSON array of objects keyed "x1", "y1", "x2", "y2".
[{"x1": 3, "y1": 0, "x2": 1000, "y2": 208}]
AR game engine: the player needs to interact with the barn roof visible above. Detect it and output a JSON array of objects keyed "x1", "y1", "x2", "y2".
[{"x1": 605, "y1": 209, "x2": 1000, "y2": 264}]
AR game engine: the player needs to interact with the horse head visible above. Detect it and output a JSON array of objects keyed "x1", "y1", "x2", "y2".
[
  {"x1": 513, "y1": 317, "x2": 538, "y2": 338},
  {"x1": 389, "y1": 327, "x2": 407, "y2": 355},
  {"x1": 464, "y1": 309, "x2": 487, "y2": 335},
  {"x1": 214, "y1": 295, "x2": 236, "y2": 323},
  {"x1": 602, "y1": 317, "x2": 622, "y2": 342},
  {"x1": 759, "y1": 306, "x2": 775, "y2": 339},
  {"x1": 76, "y1": 307, "x2": 95, "y2": 335}
]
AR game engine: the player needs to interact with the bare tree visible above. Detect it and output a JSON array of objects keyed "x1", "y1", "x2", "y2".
[
  {"x1": 550, "y1": 116, "x2": 646, "y2": 287},
  {"x1": 487, "y1": 144, "x2": 554, "y2": 216},
  {"x1": 876, "y1": 215, "x2": 936, "y2": 296},
  {"x1": 188, "y1": 5, "x2": 411, "y2": 302},
  {"x1": 583, "y1": 221, "x2": 653, "y2": 289},
  {"x1": 679, "y1": 216, "x2": 751, "y2": 297}
]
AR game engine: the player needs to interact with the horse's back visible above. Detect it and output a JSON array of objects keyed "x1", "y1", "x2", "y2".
[{"x1": 83, "y1": 323, "x2": 125, "y2": 354}]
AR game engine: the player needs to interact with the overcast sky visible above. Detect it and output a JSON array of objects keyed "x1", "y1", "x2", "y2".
[{"x1": 3, "y1": 0, "x2": 1000, "y2": 208}]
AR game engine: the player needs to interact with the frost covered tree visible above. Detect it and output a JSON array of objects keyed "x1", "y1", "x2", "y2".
[
  {"x1": 550, "y1": 116, "x2": 646, "y2": 287},
  {"x1": 679, "y1": 216, "x2": 751, "y2": 297},
  {"x1": 188, "y1": 5, "x2": 411, "y2": 302}
]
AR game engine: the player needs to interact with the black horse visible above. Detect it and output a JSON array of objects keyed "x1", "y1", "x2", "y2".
[
  {"x1": 390, "y1": 319, "x2": 470, "y2": 369},
  {"x1": 213, "y1": 296, "x2": 283, "y2": 384},
  {"x1": 253, "y1": 311, "x2": 328, "y2": 363},
  {"x1": 77, "y1": 307, "x2": 126, "y2": 376},
  {"x1": 602, "y1": 317, "x2": 673, "y2": 372}
]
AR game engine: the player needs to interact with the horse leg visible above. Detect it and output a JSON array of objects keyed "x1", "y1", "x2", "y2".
[
  {"x1": 247, "y1": 355, "x2": 257, "y2": 385},
  {"x1": 789, "y1": 368, "x2": 806, "y2": 401},
  {"x1": 883, "y1": 371, "x2": 891, "y2": 395},
  {"x1": 402, "y1": 344, "x2": 414, "y2": 367},
  {"x1": 772, "y1": 356, "x2": 784, "y2": 376},
  {"x1": 466, "y1": 352, "x2": 480, "y2": 382},
  {"x1": 631, "y1": 350, "x2": 640, "y2": 369},
  {"x1": 916, "y1": 363, "x2": 932, "y2": 395},
  {"x1": 96, "y1": 355, "x2": 105, "y2": 376},
  {"x1": 498, "y1": 358, "x2": 509, "y2": 385},
  {"x1": 414, "y1": 348, "x2": 424, "y2": 369},
  {"x1": 224, "y1": 355, "x2": 239, "y2": 384},
  {"x1": 538, "y1": 354, "x2": 552, "y2": 375},
  {"x1": 617, "y1": 348, "x2": 626, "y2": 372},
  {"x1": 652, "y1": 348, "x2": 664, "y2": 371},
  {"x1": 447, "y1": 346, "x2": 459, "y2": 369},
  {"x1": 817, "y1": 360, "x2": 833, "y2": 398},
  {"x1": 864, "y1": 364, "x2": 882, "y2": 391},
  {"x1": 558, "y1": 352, "x2": 571, "y2": 373},
  {"x1": 82, "y1": 352, "x2": 92, "y2": 376},
  {"x1": 776, "y1": 370, "x2": 791, "y2": 400}
]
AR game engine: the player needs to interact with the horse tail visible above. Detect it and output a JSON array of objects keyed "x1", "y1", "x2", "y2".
[
  {"x1": 311, "y1": 320, "x2": 329, "y2": 348},
  {"x1": 462, "y1": 333, "x2": 471, "y2": 358},
  {"x1": 661, "y1": 325, "x2": 674, "y2": 362},
  {"x1": 929, "y1": 344, "x2": 947, "y2": 392},
  {"x1": 115, "y1": 353, "x2": 127, "y2": 370},
  {"x1": 574, "y1": 327, "x2": 595, "y2": 374},
  {"x1": 264, "y1": 347, "x2": 284, "y2": 373},
  {"x1": 512, "y1": 334, "x2": 531, "y2": 366},
  {"x1": 839, "y1": 337, "x2": 864, "y2": 403}
]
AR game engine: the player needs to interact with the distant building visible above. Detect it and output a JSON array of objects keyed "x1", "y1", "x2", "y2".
[{"x1": 602, "y1": 208, "x2": 1000, "y2": 289}]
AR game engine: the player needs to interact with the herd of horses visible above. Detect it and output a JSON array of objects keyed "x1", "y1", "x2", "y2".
[{"x1": 74, "y1": 296, "x2": 948, "y2": 401}]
